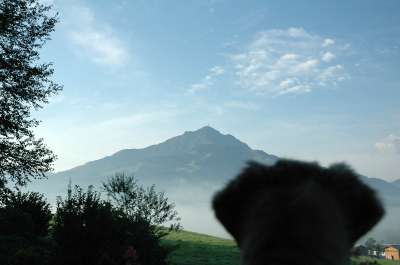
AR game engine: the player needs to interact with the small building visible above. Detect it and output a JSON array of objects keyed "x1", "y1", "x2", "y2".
[
  {"x1": 368, "y1": 249, "x2": 385, "y2": 259},
  {"x1": 384, "y1": 245, "x2": 400, "y2": 260}
]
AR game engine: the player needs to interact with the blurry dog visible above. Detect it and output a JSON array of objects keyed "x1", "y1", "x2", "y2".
[{"x1": 213, "y1": 159, "x2": 384, "y2": 265}]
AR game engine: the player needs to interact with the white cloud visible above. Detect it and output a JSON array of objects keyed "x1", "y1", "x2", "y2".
[
  {"x1": 208, "y1": 66, "x2": 225, "y2": 77},
  {"x1": 280, "y1": 53, "x2": 299, "y2": 60},
  {"x1": 322, "y1": 38, "x2": 335, "y2": 47},
  {"x1": 231, "y1": 28, "x2": 347, "y2": 95},
  {"x1": 68, "y1": 5, "x2": 128, "y2": 66},
  {"x1": 293, "y1": 59, "x2": 319, "y2": 73},
  {"x1": 287, "y1": 27, "x2": 312, "y2": 38},
  {"x1": 318, "y1": 65, "x2": 344, "y2": 85},
  {"x1": 188, "y1": 65, "x2": 225, "y2": 94},
  {"x1": 375, "y1": 134, "x2": 400, "y2": 154},
  {"x1": 322, "y1": 52, "x2": 336, "y2": 62},
  {"x1": 70, "y1": 31, "x2": 127, "y2": 65}
]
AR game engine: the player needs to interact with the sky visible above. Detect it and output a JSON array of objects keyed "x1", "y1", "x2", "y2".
[{"x1": 35, "y1": 0, "x2": 400, "y2": 181}]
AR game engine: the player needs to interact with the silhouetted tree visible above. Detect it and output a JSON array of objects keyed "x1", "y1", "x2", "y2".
[
  {"x1": 0, "y1": 189, "x2": 53, "y2": 265},
  {"x1": 365, "y1": 238, "x2": 377, "y2": 250},
  {"x1": 0, "y1": 0, "x2": 62, "y2": 186},
  {"x1": 53, "y1": 185, "x2": 123, "y2": 265},
  {"x1": 103, "y1": 172, "x2": 181, "y2": 237},
  {"x1": 53, "y1": 183, "x2": 172, "y2": 265},
  {"x1": 0, "y1": 190, "x2": 51, "y2": 236}
]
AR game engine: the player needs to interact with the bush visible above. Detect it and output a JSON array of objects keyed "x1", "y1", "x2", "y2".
[
  {"x1": 0, "y1": 177, "x2": 179, "y2": 265},
  {"x1": 53, "y1": 183, "x2": 174, "y2": 265},
  {"x1": 0, "y1": 191, "x2": 51, "y2": 236},
  {"x1": 103, "y1": 172, "x2": 181, "y2": 236},
  {"x1": 0, "y1": 189, "x2": 53, "y2": 265}
]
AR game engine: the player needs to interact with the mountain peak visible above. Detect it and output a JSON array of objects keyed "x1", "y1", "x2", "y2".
[
  {"x1": 197, "y1": 125, "x2": 220, "y2": 133},
  {"x1": 197, "y1": 125, "x2": 219, "y2": 133},
  {"x1": 183, "y1": 126, "x2": 239, "y2": 144},
  {"x1": 187, "y1": 126, "x2": 223, "y2": 137},
  {"x1": 153, "y1": 126, "x2": 251, "y2": 154}
]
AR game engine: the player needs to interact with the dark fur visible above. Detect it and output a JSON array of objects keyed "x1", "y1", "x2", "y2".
[{"x1": 213, "y1": 159, "x2": 384, "y2": 265}]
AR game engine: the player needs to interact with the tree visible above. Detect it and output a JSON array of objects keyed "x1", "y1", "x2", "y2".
[
  {"x1": 0, "y1": 189, "x2": 53, "y2": 265},
  {"x1": 365, "y1": 237, "x2": 377, "y2": 250},
  {"x1": 103, "y1": 172, "x2": 181, "y2": 236},
  {"x1": 0, "y1": 190, "x2": 51, "y2": 236},
  {"x1": 53, "y1": 184, "x2": 172, "y2": 265},
  {"x1": 0, "y1": 0, "x2": 62, "y2": 186},
  {"x1": 53, "y1": 185, "x2": 122, "y2": 265}
]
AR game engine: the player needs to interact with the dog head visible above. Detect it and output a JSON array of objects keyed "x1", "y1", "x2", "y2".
[{"x1": 213, "y1": 159, "x2": 384, "y2": 265}]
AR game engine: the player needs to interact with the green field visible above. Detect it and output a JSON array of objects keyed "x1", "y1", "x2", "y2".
[
  {"x1": 163, "y1": 230, "x2": 400, "y2": 265},
  {"x1": 352, "y1": 256, "x2": 400, "y2": 265},
  {"x1": 162, "y1": 230, "x2": 240, "y2": 265}
]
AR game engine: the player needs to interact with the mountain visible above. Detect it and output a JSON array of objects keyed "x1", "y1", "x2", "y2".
[
  {"x1": 392, "y1": 179, "x2": 400, "y2": 188},
  {"x1": 360, "y1": 176, "x2": 400, "y2": 206},
  {"x1": 38, "y1": 126, "x2": 277, "y2": 190},
  {"x1": 29, "y1": 127, "x2": 278, "y2": 236},
  {"x1": 356, "y1": 176, "x2": 400, "y2": 243},
  {"x1": 29, "y1": 126, "x2": 400, "y2": 241}
]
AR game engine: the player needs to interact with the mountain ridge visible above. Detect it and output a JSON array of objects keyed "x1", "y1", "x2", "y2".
[
  {"x1": 30, "y1": 126, "x2": 400, "y2": 241},
  {"x1": 392, "y1": 179, "x2": 400, "y2": 188},
  {"x1": 52, "y1": 126, "x2": 277, "y2": 183}
]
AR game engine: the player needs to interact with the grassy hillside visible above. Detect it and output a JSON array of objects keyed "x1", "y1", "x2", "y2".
[
  {"x1": 162, "y1": 230, "x2": 240, "y2": 265},
  {"x1": 162, "y1": 230, "x2": 400, "y2": 265},
  {"x1": 352, "y1": 257, "x2": 400, "y2": 265}
]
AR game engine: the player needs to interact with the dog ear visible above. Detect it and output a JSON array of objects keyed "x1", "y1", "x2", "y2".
[
  {"x1": 212, "y1": 162, "x2": 268, "y2": 244},
  {"x1": 323, "y1": 163, "x2": 385, "y2": 244},
  {"x1": 212, "y1": 186, "x2": 242, "y2": 243},
  {"x1": 212, "y1": 173, "x2": 246, "y2": 244}
]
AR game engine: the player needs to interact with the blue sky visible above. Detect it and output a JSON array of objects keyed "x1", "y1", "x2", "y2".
[{"x1": 36, "y1": 0, "x2": 400, "y2": 181}]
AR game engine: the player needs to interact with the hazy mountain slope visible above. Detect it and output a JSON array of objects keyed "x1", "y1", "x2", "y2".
[
  {"x1": 359, "y1": 176, "x2": 400, "y2": 243},
  {"x1": 361, "y1": 176, "x2": 400, "y2": 206},
  {"x1": 37, "y1": 126, "x2": 277, "y2": 190},
  {"x1": 392, "y1": 179, "x2": 400, "y2": 188},
  {"x1": 29, "y1": 127, "x2": 277, "y2": 236},
  {"x1": 29, "y1": 126, "x2": 400, "y2": 241}
]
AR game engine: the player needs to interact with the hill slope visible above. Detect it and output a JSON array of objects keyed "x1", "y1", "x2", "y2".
[
  {"x1": 162, "y1": 230, "x2": 240, "y2": 265},
  {"x1": 162, "y1": 231, "x2": 399, "y2": 265}
]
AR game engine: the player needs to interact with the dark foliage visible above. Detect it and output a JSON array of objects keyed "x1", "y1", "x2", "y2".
[
  {"x1": 53, "y1": 185, "x2": 124, "y2": 265},
  {"x1": 53, "y1": 183, "x2": 172, "y2": 265},
  {"x1": 364, "y1": 237, "x2": 385, "y2": 252},
  {"x1": 213, "y1": 159, "x2": 385, "y2": 265},
  {"x1": 0, "y1": 0, "x2": 62, "y2": 186},
  {"x1": 0, "y1": 189, "x2": 53, "y2": 265},
  {"x1": 0, "y1": 190, "x2": 51, "y2": 236},
  {"x1": 0, "y1": 235, "x2": 54, "y2": 265},
  {"x1": 103, "y1": 172, "x2": 181, "y2": 237}
]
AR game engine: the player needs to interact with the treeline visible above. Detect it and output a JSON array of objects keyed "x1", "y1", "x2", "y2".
[
  {"x1": 0, "y1": 1, "x2": 181, "y2": 264},
  {"x1": 0, "y1": 173, "x2": 181, "y2": 265},
  {"x1": 352, "y1": 238, "x2": 386, "y2": 259}
]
